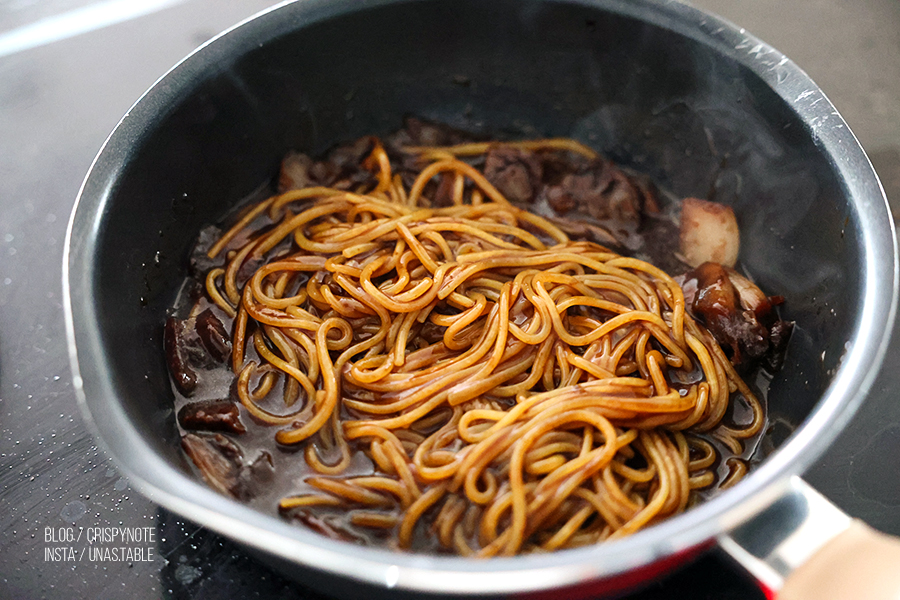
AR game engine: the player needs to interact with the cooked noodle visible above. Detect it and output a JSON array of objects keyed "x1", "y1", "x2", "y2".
[{"x1": 195, "y1": 136, "x2": 763, "y2": 555}]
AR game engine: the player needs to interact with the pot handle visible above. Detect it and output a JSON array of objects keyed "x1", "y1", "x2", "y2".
[{"x1": 718, "y1": 476, "x2": 900, "y2": 599}]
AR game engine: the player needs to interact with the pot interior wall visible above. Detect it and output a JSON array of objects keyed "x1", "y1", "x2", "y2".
[{"x1": 91, "y1": 0, "x2": 858, "y2": 483}]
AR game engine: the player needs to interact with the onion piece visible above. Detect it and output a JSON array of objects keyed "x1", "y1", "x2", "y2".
[{"x1": 679, "y1": 197, "x2": 740, "y2": 268}]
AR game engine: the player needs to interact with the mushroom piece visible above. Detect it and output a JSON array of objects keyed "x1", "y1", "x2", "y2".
[
  {"x1": 164, "y1": 308, "x2": 231, "y2": 397},
  {"x1": 542, "y1": 159, "x2": 644, "y2": 226},
  {"x1": 164, "y1": 317, "x2": 199, "y2": 397},
  {"x1": 681, "y1": 262, "x2": 792, "y2": 367},
  {"x1": 483, "y1": 146, "x2": 544, "y2": 204},
  {"x1": 181, "y1": 433, "x2": 273, "y2": 500},
  {"x1": 178, "y1": 399, "x2": 246, "y2": 435},
  {"x1": 278, "y1": 151, "x2": 314, "y2": 192},
  {"x1": 195, "y1": 308, "x2": 231, "y2": 363}
]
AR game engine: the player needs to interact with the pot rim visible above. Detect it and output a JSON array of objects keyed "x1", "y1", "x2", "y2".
[{"x1": 62, "y1": 0, "x2": 898, "y2": 594}]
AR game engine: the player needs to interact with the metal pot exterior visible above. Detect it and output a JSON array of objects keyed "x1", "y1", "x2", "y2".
[{"x1": 64, "y1": 0, "x2": 897, "y2": 597}]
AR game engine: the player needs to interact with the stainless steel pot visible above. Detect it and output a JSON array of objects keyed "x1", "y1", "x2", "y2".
[{"x1": 63, "y1": 0, "x2": 899, "y2": 597}]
